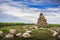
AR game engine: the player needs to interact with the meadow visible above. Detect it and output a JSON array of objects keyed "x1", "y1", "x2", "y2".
[{"x1": 0, "y1": 22, "x2": 60, "y2": 40}]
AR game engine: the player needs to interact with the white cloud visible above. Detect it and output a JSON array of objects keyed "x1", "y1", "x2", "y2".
[
  {"x1": 0, "y1": 0, "x2": 60, "y2": 24},
  {"x1": 1, "y1": 0, "x2": 12, "y2": 1},
  {"x1": 44, "y1": 12, "x2": 60, "y2": 24},
  {"x1": 0, "y1": 2, "x2": 40, "y2": 23}
]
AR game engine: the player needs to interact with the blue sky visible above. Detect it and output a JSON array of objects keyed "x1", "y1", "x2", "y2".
[{"x1": 0, "y1": 0, "x2": 60, "y2": 24}]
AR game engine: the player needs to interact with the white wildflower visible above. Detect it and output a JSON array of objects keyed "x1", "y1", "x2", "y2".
[
  {"x1": 16, "y1": 33, "x2": 21, "y2": 37},
  {"x1": 5, "y1": 33, "x2": 13, "y2": 38},
  {"x1": 22, "y1": 32, "x2": 31, "y2": 38},
  {"x1": 10, "y1": 29, "x2": 18, "y2": 34}
]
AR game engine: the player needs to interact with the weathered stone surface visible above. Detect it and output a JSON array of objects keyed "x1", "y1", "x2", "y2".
[{"x1": 37, "y1": 13, "x2": 48, "y2": 28}]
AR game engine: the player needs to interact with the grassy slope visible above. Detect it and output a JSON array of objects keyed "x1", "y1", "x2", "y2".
[{"x1": 0, "y1": 22, "x2": 60, "y2": 40}]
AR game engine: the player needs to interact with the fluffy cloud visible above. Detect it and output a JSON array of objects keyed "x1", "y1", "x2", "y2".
[
  {"x1": 0, "y1": 1, "x2": 40, "y2": 23},
  {"x1": 0, "y1": 0, "x2": 60, "y2": 24}
]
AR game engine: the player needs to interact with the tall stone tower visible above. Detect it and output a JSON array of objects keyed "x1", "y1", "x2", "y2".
[{"x1": 37, "y1": 13, "x2": 48, "y2": 28}]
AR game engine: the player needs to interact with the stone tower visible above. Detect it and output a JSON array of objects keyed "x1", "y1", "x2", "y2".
[{"x1": 37, "y1": 13, "x2": 48, "y2": 28}]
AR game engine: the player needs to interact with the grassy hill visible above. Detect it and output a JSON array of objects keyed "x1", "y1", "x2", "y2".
[{"x1": 0, "y1": 22, "x2": 60, "y2": 40}]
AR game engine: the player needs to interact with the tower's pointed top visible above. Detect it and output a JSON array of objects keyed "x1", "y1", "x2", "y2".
[{"x1": 40, "y1": 13, "x2": 43, "y2": 16}]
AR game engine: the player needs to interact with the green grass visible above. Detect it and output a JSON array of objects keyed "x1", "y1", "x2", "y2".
[
  {"x1": 0, "y1": 22, "x2": 60, "y2": 27},
  {"x1": 0, "y1": 22, "x2": 34, "y2": 27},
  {"x1": 49, "y1": 24, "x2": 60, "y2": 27},
  {"x1": 0, "y1": 27, "x2": 56, "y2": 40},
  {"x1": 0, "y1": 22, "x2": 60, "y2": 40}
]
